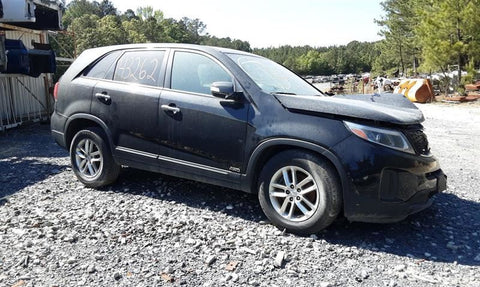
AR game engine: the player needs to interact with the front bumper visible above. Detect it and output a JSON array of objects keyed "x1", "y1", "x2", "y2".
[
  {"x1": 346, "y1": 168, "x2": 446, "y2": 223},
  {"x1": 332, "y1": 135, "x2": 447, "y2": 223}
]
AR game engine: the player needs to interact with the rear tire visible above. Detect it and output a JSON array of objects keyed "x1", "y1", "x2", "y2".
[
  {"x1": 70, "y1": 127, "x2": 120, "y2": 188},
  {"x1": 258, "y1": 150, "x2": 342, "y2": 235}
]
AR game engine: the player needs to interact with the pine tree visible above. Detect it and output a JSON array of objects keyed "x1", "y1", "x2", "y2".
[{"x1": 417, "y1": 0, "x2": 480, "y2": 89}]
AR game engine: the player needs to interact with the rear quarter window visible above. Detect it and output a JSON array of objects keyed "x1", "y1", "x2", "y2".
[
  {"x1": 84, "y1": 51, "x2": 122, "y2": 80},
  {"x1": 113, "y1": 50, "x2": 165, "y2": 87}
]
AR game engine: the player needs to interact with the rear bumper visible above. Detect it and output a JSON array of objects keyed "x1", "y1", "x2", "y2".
[
  {"x1": 50, "y1": 111, "x2": 67, "y2": 149},
  {"x1": 332, "y1": 135, "x2": 447, "y2": 223}
]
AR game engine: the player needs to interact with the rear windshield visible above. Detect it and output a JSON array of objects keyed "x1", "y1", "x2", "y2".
[{"x1": 227, "y1": 53, "x2": 321, "y2": 96}]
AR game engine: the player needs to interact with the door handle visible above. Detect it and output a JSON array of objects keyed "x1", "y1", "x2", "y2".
[
  {"x1": 95, "y1": 92, "x2": 111, "y2": 104},
  {"x1": 161, "y1": 104, "x2": 180, "y2": 115}
]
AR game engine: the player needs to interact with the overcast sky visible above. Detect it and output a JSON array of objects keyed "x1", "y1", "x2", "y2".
[{"x1": 89, "y1": 0, "x2": 384, "y2": 48}]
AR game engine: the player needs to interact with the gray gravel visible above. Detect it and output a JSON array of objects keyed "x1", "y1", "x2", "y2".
[{"x1": 1, "y1": 102, "x2": 479, "y2": 286}]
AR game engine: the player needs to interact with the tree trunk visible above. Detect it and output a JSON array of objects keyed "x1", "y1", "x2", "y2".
[
  {"x1": 457, "y1": 22, "x2": 462, "y2": 91},
  {"x1": 413, "y1": 57, "x2": 417, "y2": 76},
  {"x1": 458, "y1": 53, "x2": 462, "y2": 89},
  {"x1": 398, "y1": 42, "x2": 405, "y2": 76}
]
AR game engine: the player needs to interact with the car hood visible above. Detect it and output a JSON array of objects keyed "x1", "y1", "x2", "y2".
[{"x1": 274, "y1": 93, "x2": 424, "y2": 125}]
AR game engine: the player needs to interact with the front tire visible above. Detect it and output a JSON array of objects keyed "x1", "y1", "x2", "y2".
[
  {"x1": 70, "y1": 127, "x2": 120, "y2": 188},
  {"x1": 258, "y1": 150, "x2": 342, "y2": 235}
]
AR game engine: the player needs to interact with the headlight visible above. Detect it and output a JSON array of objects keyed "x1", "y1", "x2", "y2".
[{"x1": 344, "y1": 121, "x2": 415, "y2": 154}]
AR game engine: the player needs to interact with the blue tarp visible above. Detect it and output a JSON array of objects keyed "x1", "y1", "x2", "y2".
[
  {"x1": 3, "y1": 39, "x2": 56, "y2": 77},
  {"x1": 5, "y1": 39, "x2": 30, "y2": 75}
]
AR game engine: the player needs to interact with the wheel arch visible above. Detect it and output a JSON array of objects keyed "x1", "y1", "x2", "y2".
[
  {"x1": 65, "y1": 114, "x2": 114, "y2": 151},
  {"x1": 243, "y1": 139, "x2": 349, "y2": 201}
]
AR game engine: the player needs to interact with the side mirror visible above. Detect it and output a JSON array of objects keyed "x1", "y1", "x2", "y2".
[{"x1": 210, "y1": 81, "x2": 238, "y2": 101}]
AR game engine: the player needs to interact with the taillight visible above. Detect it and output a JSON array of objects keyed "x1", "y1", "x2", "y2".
[{"x1": 53, "y1": 82, "x2": 59, "y2": 101}]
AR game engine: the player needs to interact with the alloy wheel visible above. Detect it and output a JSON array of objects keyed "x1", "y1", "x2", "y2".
[
  {"x1": 75, "y1": 138, "x2": 103, "y2": 178},
  {"x1": 268, "y1": 166, "x2": 320, "y2": 222}
]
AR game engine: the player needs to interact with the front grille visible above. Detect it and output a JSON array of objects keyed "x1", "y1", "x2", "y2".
[{"x1": 404, "y1": 129, "x2": 430, "y2": 155}]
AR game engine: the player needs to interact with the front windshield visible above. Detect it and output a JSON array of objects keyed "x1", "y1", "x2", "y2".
[{"x1": 227, "y1": 53, "x2": 321, "y2": 96}]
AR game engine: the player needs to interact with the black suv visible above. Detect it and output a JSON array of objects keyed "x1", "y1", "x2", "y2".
[{"x1": 51, "y1": 44, "x2": 446, "y2": 234}]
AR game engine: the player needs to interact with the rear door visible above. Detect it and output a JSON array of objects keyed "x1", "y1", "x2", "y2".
[
  {"x1": 158, "y1": 49, "x2": 249, "y2": 177},
  {"x1": 89, "y1": 49, "x2": 168, "y2": 165}
]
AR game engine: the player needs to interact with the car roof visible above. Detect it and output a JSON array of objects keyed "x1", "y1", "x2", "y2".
[
  {"x1": 85, "y1": 43, "x2": 253, "y2": 56},
  {"x1": 61, "y1": 43, "x2": 257, "y2": 83}
]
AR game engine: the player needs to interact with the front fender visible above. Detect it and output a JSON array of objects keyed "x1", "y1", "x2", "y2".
[{"x1": 241, "y1": 138, "x2": 350, "y2": 200}]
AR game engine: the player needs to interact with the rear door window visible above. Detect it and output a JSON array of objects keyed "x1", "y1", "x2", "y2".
[
  {"x1": 170, "y1": 51, "x2": 232, "y2": 95},
  {"x1": 113, "y1": 50, "x2": 165, "y2": 87}
]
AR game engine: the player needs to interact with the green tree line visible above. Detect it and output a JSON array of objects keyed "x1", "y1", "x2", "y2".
[
  {"x1": 52, "y1": 0, "x2": 480, "y2": 86},
  {"x1": 52, "y1": 0, "x2": 251, "y2": 58},
  {"x1": 52, "y1": 0, "x2": 379, "y2": 76},
  {"x1": 254, "y1": 41, "x2": 379, "y2": 75},
  {"x1": 375, "y1": 0, "x2": 480, "y2": 88}
]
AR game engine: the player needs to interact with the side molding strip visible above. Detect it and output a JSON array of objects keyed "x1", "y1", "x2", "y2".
[
  {"x1": 116, "y1": 146, "x2": 230, "y2": 175},
  {"x1": 51, "y1": 130, "x2": 64, "y2": 137},
  {"x1": 116, "y1": 146, "x2": 156, "y2": 159}
]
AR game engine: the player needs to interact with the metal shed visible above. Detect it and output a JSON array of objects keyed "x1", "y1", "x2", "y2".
[
  {"x1": 1, "y1": 27, "x2": 52, "y2": 130},
  {"x1": 0, "y1": 0, "x2": 64, "y2": 131}
]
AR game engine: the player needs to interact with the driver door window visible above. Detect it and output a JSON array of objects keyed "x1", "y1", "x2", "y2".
[{"x1": 171, "y1": 51, "x2": 232, "y2": 95}]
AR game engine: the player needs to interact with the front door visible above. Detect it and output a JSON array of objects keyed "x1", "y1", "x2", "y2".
[{"x1": 158, "y1": 50, "x2": 249, "y2": 176}]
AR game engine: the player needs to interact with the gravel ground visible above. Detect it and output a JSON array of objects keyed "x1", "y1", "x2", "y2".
[{"x1": 1, "y1": 102, "x2": 479, "y2": 287}]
